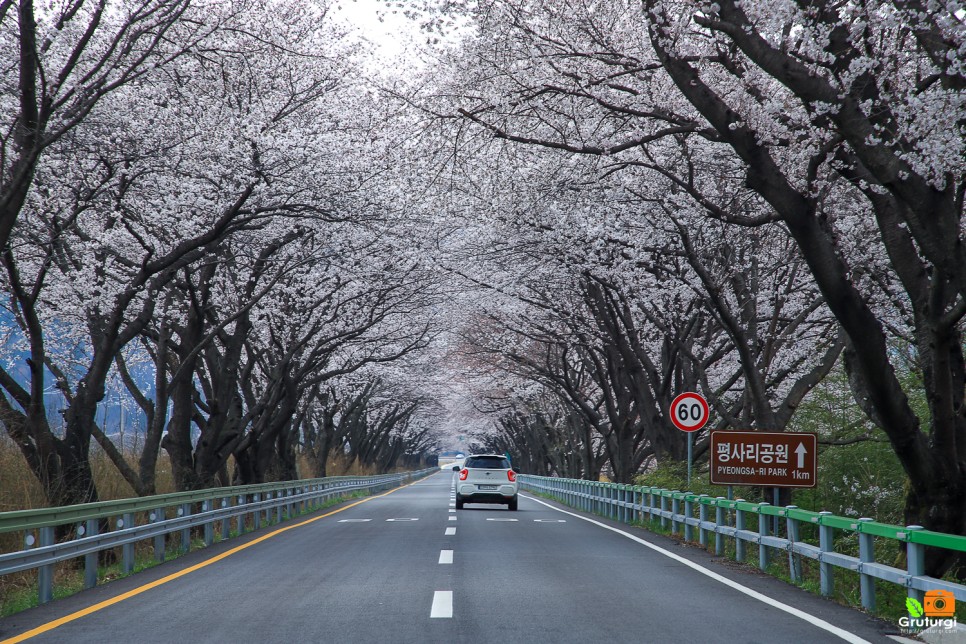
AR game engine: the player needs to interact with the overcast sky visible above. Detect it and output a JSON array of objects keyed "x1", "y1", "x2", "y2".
[{"x1": 331, "y1": 0, "x2": 424, "y2": 69}]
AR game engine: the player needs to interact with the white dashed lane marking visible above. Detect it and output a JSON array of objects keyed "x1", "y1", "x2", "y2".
[
  {"x1": 445, "y1": 527, "x2": 456, "y2": 536},
  {"x1": 448, "y1": 516, "x2": 457, "y2": 521},
  {"x1": 486, "y1": 518, "x2": 518, "y2": 522},
  {"x1": 386, "y1": 518, "x2": 419, "y2": 522},
  {"x1": 337, "y1": 519, "x2": 372, "y2": 523},
  {"x1": 438, "y1": 550, "x2": 453, "y2": 564},
  {"x1": 431, "y1": 591, "x2": 453, "y2": 618}
]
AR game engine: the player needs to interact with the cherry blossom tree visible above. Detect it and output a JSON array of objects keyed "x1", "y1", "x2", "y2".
[
  {"x1": 0, "y1": 0, "x2": 446, "y2": 503},
  {"x1": 412, "y1": 0, "x2": 965, "y2": 573}
]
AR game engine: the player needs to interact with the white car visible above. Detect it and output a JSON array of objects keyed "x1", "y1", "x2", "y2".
[{"x1": 456, "y1": 454, "x2": 518, "y2": 510}]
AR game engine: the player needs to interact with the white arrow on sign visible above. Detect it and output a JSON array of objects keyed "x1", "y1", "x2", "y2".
[{"x1": 795, "y1": 443, "x2": 807, "y2": 468}]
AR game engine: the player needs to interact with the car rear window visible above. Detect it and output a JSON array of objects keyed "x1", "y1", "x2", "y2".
[{"x1": 465, "y1": 456, "x2": 510, "y2": 469}]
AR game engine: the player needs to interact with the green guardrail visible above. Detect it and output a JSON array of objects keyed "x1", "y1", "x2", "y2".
[{"x1": 625, "y1": 485, "x2": 966, "y2": 552}]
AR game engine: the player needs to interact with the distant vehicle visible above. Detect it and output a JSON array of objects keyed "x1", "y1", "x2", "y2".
[
  {"x1": 456, "y1": 454, "x2": 518, "y2": 510},
  {"x1": 438, "y1": 450, "x2": 466, "y2": 470}
]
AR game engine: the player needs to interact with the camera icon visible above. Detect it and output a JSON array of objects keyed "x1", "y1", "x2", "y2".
[{"x1": 924, "y1": 590, "x2": 956, "y2": 618}]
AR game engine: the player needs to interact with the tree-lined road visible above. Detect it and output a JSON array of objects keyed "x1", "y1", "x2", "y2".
[{"x1": 1, "y1": 473, "x2": 898, "y2": 643}]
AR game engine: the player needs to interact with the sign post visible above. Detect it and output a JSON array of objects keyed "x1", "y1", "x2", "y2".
[{"x1": 669, "y1": 392, "x2": 710, "y2": 486}]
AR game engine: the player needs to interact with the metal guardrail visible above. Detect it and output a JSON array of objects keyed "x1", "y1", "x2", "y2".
[
  {"x1": 1, "y1": 469, "x2": 435, "y2": 606},
  {"x1": 519, "y1": 474, "x2": 966, "y2": 612}
]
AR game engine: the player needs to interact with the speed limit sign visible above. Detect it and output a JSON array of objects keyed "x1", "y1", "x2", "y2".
[{"x1": 670, "y1": 392, "x2": 709, "y2": 432}]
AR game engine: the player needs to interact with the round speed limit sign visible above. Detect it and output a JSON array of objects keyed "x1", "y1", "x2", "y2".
[{"x1": 670, "y1": 392, "x2": 709, "y2": 432}]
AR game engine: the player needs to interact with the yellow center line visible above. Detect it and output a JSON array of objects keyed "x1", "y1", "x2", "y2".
[{"x1": 1, "y1": 479, "x2": 427, "y2": 644}]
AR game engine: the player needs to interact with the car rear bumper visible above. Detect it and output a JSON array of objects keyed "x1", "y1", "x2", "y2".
[{"x1": 458, "y1": 483, "x2": 517, "y2": 500}]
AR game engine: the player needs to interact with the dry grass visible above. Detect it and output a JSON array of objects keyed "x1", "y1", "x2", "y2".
[
  {"x1": 0, "y1": 435, "x2": 46, "y2": 513},
  {"x1": 0, "y1": 436, "x2": 181, "y2": 609},
  {"x1": 324, "y1": 453, "x2": 391, "y2": 477}
]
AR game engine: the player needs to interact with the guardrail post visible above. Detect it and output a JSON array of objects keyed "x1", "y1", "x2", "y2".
[
  {"x1": 758, "y1": 503, "x2": 770, "y2": 571},
  {"x1": 238, "y1": 495, "x2": 247, "y2": 534},
  {"x1": 857, "y1": 518, "x2": 875, "y2": 611},
  {"x1": 275, "y1": 492, "x2": 283, "y2": 524},
  {"x1": 221, "y1": 498, "x2": 230, "y2": 539},
  {"x1": 698, "y1": 496, "x2": 708, "y2": 546},
  {"x1": 671, "y1": 494, "x2": 680, "y2": 535},
  {"x1": 715, "y1": 499, "x2": 725, "y2": 556},
  {"x1": 611, "y1": 484, "x2": 618, "y2": 519},
  {"x1": 84, "y1": 519, "x2": 99, "y2": 588},
  {"x1": 735, "y1": 501, "x2": 746, "y2": 562},
  {"x1": 253, "y1": 494, "x2": 261, "y2": 531},
  {"x1": 684, "y1": 496, "x2": 693, "y2": 542},
  {"x1": 905, "y1": 525, "x2": 925, "y2": 605},
  {"x1": 121, "y1": 513, "x2": 135, "y2": 574},
  {"x1": 819, "y1": 511, "x2": 834, "y2": 597},
  {"x1": 38, "y1": 526, "x2": 55, "y2": 604},
  {"x1": 150, "y1": 510, "x2": 165, "y2": 563},
  {"x1": 180, "y1": 504, "x2": 191, "y2": 553},
  {"x1": 203, "y1": 501, "x2": 214, "y2": 547},
  {"x1": 619, "y1": 486, "x2": 626, "y2": 523},
  {"x1": 786, "y1": 506, "x2": 802, "y2": 584},
  {"x1": 660, "y1": 494, "x2": 668, "y2": 530}
]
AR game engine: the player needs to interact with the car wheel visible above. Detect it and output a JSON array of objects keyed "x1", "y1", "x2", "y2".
[
  {"x1": 456, "y1": 494, "x2": 464, "y2": 509},
  {"x1": 508, "y1": 496, "x2": 518, "y2": 511}
]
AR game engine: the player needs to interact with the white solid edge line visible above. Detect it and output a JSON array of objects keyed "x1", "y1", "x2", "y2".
[
  {"x1": 431, "y1": 590, "x2": 453, "y2": 618},
  {"x1": 439, "y1": 550, "x2": 454, "y2": 564},
  {"x1": 520, "y1": 494, "x2": 871, "y2": 644}
]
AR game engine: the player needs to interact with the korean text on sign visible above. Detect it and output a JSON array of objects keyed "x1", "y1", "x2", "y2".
[{"x1": 716, "y1": 442, "x2": 788, "y2": 464}]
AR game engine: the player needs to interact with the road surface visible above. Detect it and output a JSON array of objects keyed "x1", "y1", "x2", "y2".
[{"x1": 0, "y1": 472, "x2": 903, "y2": 643}]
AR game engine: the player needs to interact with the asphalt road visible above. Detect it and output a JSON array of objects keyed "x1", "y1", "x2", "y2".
[{"x1": 0, "y1": 472, "x2": 906, "y2": 643}]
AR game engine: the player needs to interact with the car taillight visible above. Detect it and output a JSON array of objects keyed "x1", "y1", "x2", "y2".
[
  {"x1": 459, "y1": 469, "x2": 468, "y2": 480},
  {"x1": 507, "y1": 470, "x2": 516, "y2": 482}
]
